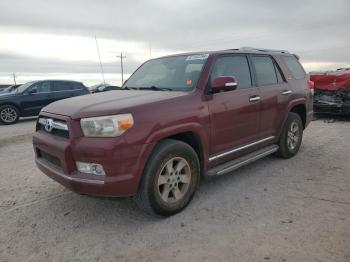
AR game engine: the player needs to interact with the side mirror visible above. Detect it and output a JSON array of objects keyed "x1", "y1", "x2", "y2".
[
  {"x1": 28, "y1": 88, "x2": 37, "y2": 95},
  {"x1": 211, "y1": 76, "x2": 238, "y2": 93}
]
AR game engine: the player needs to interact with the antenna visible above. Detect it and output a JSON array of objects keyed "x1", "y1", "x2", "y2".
[{"x1": 95, "y1": 36, "x2": 106, "y2": 85}]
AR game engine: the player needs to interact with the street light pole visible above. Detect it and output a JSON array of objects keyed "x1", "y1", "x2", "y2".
[{"x1": 116, "y1": 52, "x2": 126, "y2": 85}]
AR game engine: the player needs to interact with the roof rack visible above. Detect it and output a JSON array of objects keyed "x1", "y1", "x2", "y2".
[{"x1": 239, "y1": 46, "x2": 290, "y2": 54}]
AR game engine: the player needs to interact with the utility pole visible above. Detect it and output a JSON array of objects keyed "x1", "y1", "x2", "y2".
[
  {"x1": 149, "y1": 42, "x2": 152, "y2": 59},
  {"x1": 12, "y1": 73, "x2": 17, "y2": 85},
  {"x1": 116, "y1": 52, "x2": 126, "y2": 85}
]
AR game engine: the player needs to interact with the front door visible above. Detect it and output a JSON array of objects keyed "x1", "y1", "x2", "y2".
[
  {"x1": 207, "y1": 54, "x2": 261, "y2": 165},
  {"x1": 21, "y1": 81, "x2": 52, "y2": 115}
]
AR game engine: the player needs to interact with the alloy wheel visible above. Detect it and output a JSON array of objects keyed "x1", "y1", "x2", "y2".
[
  {"x1": 287, "y1": 121, "x2": 300, "y2": 150},
  {"x1": 0, "y1": 107, "x2": 18, "y2": 123},
  {"x1": 157, "y1": 157, "x2": 191, "y2": 204}
]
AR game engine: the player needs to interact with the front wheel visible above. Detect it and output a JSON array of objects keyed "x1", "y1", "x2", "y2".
[
  {"x1": 276, "y1": 112, "x2": 303, "y2": 159},
  {"x1": 134, "y1": 139, "x2": 200, "y2": 216},
  {"x1": 0, "y1": 105, "x2": 20, "y2": 125}
]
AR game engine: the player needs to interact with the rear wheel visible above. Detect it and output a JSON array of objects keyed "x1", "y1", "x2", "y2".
[
  {"x1": 0, "y1": 105, "x2": 19, "y2": 125},
  {"x1": 276, "y1": 112, "x2": 303, "y2": 158},
  {"x1": 134, "y1": 139, "x2": 200, "y2": 216}
]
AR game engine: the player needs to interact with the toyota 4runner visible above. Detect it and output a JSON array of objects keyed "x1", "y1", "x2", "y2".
[{"x1": 33, "y1": 47, "x2": 313, "y2": 216}]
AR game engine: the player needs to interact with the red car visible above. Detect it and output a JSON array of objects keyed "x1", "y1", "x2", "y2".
[
  {"x1": 310, "y1": 68, "x2": 350, "y2": 115},
  {"x1": 33, "y1": 48, "x2": 313, "y2": 216}
]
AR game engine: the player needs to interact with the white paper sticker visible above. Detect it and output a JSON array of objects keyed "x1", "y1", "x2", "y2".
[{"x1": 186, "y1": 54, "x2": 209, "y2": 61}]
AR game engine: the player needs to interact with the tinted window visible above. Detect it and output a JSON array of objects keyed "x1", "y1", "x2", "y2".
[
  {"x1": 105, "y1": 86, "x2": 120, "y2": 91},
  {"x1": 29, "y1": 81, "x2": 50, "y2": 93},
  {"x1": 52, "y1": 81, "x2": 72, "y2": 91},
  {"x1": 283, "y1": 56, "x2": 306, "y2": 79},
  {"x1": 211, "y1": 56, "x2": 252, "y2": 88},
  {"x1": 71, "y1": 82, "x2": 84, "y2": 90},
  {"x1": 251, "y1": 56, "x2": 278, "y2": 86}
]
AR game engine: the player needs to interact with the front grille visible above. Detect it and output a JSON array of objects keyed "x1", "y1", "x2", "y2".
[
  {"x1": 37, "y1": 149, "x2": 62, "y2": 169},
  {"x1": 36, "y1": 117, "x2": 70, "y2": 139}
]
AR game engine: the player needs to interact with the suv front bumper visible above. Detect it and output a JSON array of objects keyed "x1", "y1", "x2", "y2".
[{"x1": 33, "y1": 113, "x2": 153, "y2": 197}]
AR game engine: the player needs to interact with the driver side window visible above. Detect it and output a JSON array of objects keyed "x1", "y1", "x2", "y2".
[
  {"x1": 211, "y1": 55, "x2": 252, "y2": 89},
  {"x1": 28, "y1": 82, "x2": 50, "y2": 93}
]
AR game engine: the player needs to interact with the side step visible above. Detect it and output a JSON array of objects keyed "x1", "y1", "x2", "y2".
[{"x1": 205, "y1": 145, "x2": 279, "y2": 177}]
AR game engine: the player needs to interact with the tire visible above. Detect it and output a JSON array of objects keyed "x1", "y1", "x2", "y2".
[
  {"x1": 134, "y1": 139, "x2": 200, "y2": 216},
  {"x1": 276, "y1": 112, "x2": 303, "y2": 159},
  {"x1": 0, "y1": 105, "x2": 20, "y2": 125}
]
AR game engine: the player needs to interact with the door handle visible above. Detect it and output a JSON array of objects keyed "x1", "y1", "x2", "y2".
[
  {"x1": 282, "y1": 90, "x2": 292, "y2": 95},
  {"x1": 249, "y1": 96, "x2": 261, "y2": 102}
]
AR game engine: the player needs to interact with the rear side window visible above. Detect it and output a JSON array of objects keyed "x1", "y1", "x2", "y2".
[
  {"x1": 71, "y1": 82, "x2": 84, "y2": 90},
  {"x1": 282, "y1": 56, "x2": 306, "y2": 79},
  {"x1": 211, "y1": 55, "x2": 252, "y2": 88},
  {"x1": 251, "y1": 56, "x2": 278, "y2": 86},
  {"x1": 52, "y1": 81, "x2": 72, "y2": 91}
]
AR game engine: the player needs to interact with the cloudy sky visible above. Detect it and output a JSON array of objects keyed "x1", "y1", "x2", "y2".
[{"x1": 1, "y1": 0, "x2": 349, "y2": 86}]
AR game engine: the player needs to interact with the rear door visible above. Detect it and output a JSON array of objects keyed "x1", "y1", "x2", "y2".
[
  {"x1": 70, "y1": 82, "x2": 89, "y2": 95},
  {"x1": 250, "y1": 55, "x2": 289, "y2": 138},
  {"x1": 207, "y1": 54, "x2": 261, "y2": 165},
  {"x1": 51, "y1": 81, "x2": 74, "y2": 102}
]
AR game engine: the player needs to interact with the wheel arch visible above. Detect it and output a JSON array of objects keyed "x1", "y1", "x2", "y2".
[
  {"x1": 165, "y1": 132, "x2": 204, "y2": 174},
  {"x1": 0, "y1": 102, "x2": 22, "y2": 115},
  {"x1": 145, "y1": 125, "x2": 208, "y2": 177},
  {"x1": 290, "y1": 103, "x2": 306, "y2": 129}
]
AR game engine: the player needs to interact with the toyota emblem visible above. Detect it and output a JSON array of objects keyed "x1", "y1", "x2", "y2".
[{"x1": 44, "y1": 119, "x2": 54, "y2": 132}]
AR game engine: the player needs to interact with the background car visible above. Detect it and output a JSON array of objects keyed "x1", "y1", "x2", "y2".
[
  {"x1": 0, "y1": 80, "x2": 89, "y2": 125},
  {"x1": 90, "y1": 83, "x2": 121, "y2": 93},
  {"x1": 0, "y1": 84, "x2": 21, "y2": 94},
  {"x1": 310, "y1": 68, "x2": 350, "y2": 115}
]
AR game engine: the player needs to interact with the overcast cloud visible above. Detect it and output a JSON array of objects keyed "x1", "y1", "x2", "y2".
[{"x1": 0, "y1": 0, "x2": 349, "y2": 85}]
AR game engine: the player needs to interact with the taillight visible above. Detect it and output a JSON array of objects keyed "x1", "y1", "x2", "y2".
[{"x1": 307, "y1": 80, "x2": 314, "y2": 95}]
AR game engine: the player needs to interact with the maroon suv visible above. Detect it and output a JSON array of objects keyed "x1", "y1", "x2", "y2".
[{"x1": 33, "y1": 47, "x2": 313, "y2": 216}]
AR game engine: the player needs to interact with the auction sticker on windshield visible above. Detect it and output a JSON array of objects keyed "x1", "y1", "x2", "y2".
[{"x1": 186, "y1": 54, "x2": 209, "y2": 61}]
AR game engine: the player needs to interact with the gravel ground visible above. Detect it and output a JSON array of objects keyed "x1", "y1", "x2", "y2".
[
  {"x1": 0, "y1": 119, "x2": 350, "y2": 262},
  {"x1": 0, "y1": 117, "x2": 36, "y2": 146}
]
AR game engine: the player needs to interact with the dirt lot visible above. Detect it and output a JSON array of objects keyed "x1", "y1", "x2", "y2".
[{"x1": 0, "y1": 117, "x2": 350, "y2": 262}]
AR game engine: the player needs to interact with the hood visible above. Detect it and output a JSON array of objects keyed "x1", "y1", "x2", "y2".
[
  {"x1": 42, "y1": 90, "x2": 188, "y2": 119},
  {"x1": 310, "y1": 69, "x2": 350, "y2": 91},
  {"x1": 0, "y1": 92, "x2": 16, "y2": 99}
]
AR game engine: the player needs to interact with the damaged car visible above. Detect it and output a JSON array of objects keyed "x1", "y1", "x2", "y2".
[{"x1": 310, "y1": 68, "x2": 350, "y2": 115}]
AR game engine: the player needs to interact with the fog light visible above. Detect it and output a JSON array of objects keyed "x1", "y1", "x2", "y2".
[{"x1": 76, "y1": 161, "x2": 105, "y2": 176}]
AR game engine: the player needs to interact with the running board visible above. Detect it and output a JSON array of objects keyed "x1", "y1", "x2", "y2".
[{"x1": 205, "y1": 145, "x2": 279, "y2": 177}]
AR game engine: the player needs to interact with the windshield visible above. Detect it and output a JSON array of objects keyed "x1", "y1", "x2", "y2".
[
  {"x1": 16, "y1": 82, "x2": 34, "y2": 93},
  {"x1": 124, "y1": 54, "x2": 208, "y2": 91}
]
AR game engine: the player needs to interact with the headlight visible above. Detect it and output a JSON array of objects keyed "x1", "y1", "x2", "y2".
[{"x1": 80, "y1": 114, "x2": 134, "y2": 137}]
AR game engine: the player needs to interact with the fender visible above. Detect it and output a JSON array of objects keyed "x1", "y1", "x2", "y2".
[{"x1": 145, "y1": 121, "x2": 210, "y2": 164}]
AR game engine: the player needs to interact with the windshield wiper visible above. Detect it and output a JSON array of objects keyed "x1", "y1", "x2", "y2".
[
  {"x1": 123, "y1": 86, "x2": 139, "y2": 90},
  {"x1": 123, "y1": 86, "x2": 172, "y2": 91},
  {"x1": 139, "y1": 86, "x2": 173, "y2": 91}
]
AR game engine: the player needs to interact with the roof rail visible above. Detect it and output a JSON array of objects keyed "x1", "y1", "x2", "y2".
[{"x1": 239, "y1": 46, "x2": 290, "y2": 54}]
